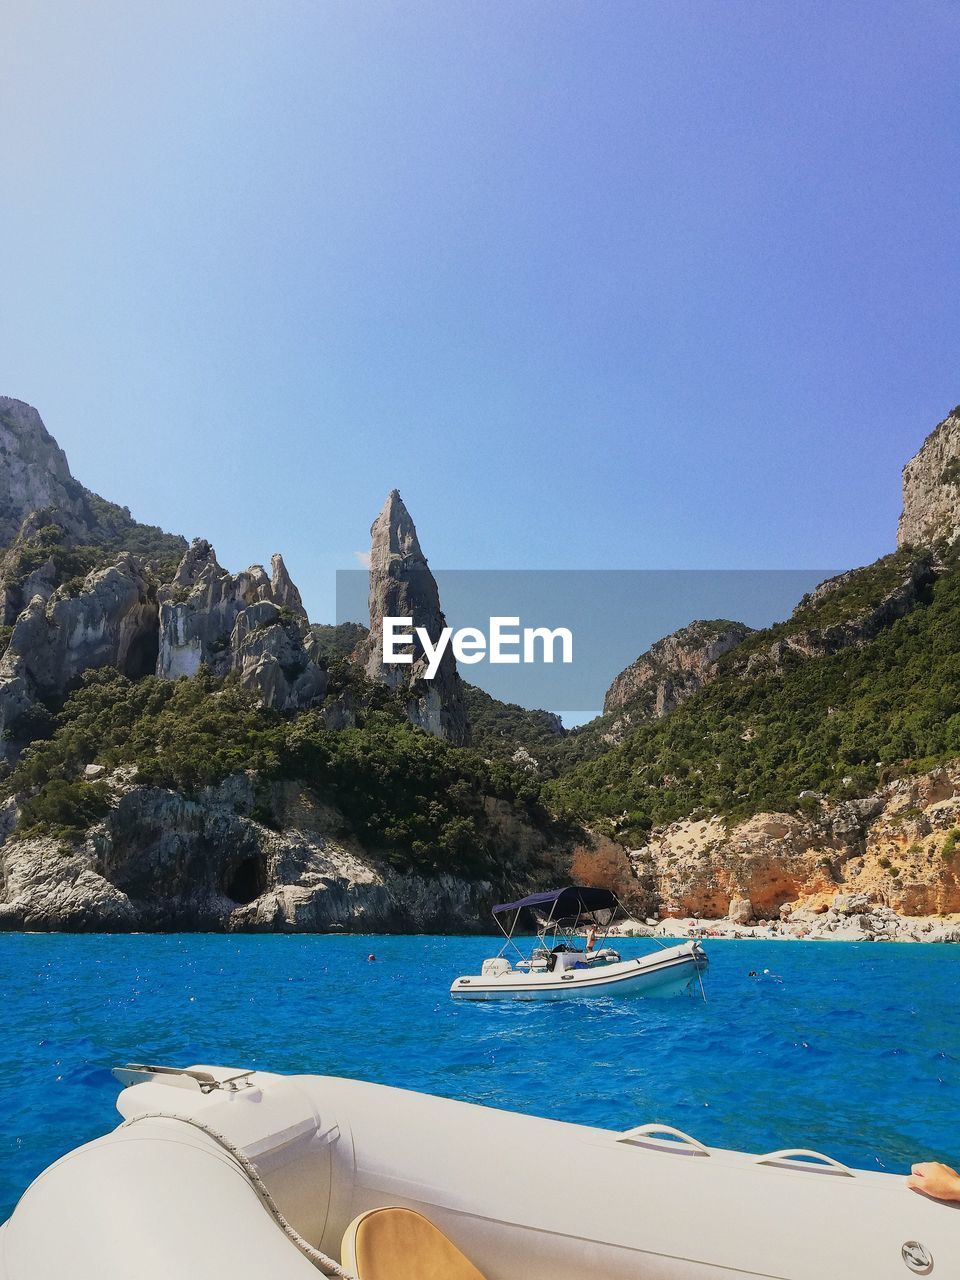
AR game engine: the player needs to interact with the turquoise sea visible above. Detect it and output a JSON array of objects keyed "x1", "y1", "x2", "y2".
[{"x1": 2, "y1": 933, "x2": 958, "y2": 1220}]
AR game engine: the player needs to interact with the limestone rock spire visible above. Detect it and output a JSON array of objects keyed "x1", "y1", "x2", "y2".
[
  {"x1": 360, "y1": 489, "x2": 469, "y2": 745},
  {"x1": 270, "y1": 553, "x2": 307, "y2": 620}
]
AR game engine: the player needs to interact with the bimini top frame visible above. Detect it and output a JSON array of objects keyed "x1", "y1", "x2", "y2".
[
  {"x1": 491, "y1": 884, "x2": 625, "y2": 962},
  {"x1": 491, "y1": 883, "x2": 675, "y2": 966},
  {"x1": 493, "y1": 885, "x2": 617, "y2": 921}
]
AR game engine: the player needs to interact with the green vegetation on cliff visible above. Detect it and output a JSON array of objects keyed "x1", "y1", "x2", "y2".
[
  {"x1": 715, "y1": 548, "x2": 932, "y2": 671},
  {"x1": 6, "y1": 668, "x2": 559, "y2": 874},
  {"x1": 2, "y1": 518, "x2": 185, "y2": 604},
  {"x1": 782, "y1": 549, "x2": 927, "y2": 631},
  {"x1": 71, "y1": 489, "x2": 187, "y2": 575},
  {"x1": 2, "y1": 523, "x2": 104, "y2": 594},
  {"x1": 545, "y1": 555, "x2": 960, "y2": 841},
  {"x1": 462, "y1": 683, "x2": 566, "y2": 758},
  {"x1": 305, "y1": 621, "x2": 369, "y2": 665},
  {"x1": 7, "y1": 528, "x2": 960, "y2": 868}
]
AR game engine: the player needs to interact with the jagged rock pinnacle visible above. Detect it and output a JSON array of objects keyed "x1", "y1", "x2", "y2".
[
  {"x1": 368, "y1": 489, "x2": 426, "y2": 570},
  {"x1": 170, "y1": 538, "x2": 223, "y2": 589},
  {"x1": 360, "y1": 490, "x2": 469, "y2": 745},
  {"x1": 270, "y1": 553, "x2": 307, "y2": 620}
]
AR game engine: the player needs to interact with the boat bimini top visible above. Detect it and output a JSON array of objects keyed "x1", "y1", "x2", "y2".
[
  {"x1": 492, "y1": 885, "x2": 619, "y2": 921},
  {"x1": 493, "y1": 884, "x2": 630, "y2": 959}
]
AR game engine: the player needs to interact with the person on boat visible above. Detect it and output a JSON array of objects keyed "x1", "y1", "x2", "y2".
[
  {"x1": 585, "y1": 925, "x2": 597, "y2": 954},
  {"x1": 907, "y1": 1161, "x2": 960, "y2": 1202}
]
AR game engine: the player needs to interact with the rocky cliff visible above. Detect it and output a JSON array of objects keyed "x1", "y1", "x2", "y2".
[
  {"x1": 0, "y1": 397, "x2": 186, "y2": 561},
  {"x1": 569, "y1": 550, "x2": 937, "y2": 769},
  {"x1": 626, "y1": 762, "x2": 960, "y2": 922},
  {"x1": 0, "y1": 398, "x2": 473, "y2": 751},
  {"x1": 358, "y1": 489, "x2": 469, "y2": 744},
  {"x1": 603, "y1": 620, "x2": 753, "y2": 721},
  {"x1": 156, "y1": 540, "x2": 325, "y2": 711},
  {"x1": 0, "y1": 774, "x2": 504, "y2": 932},
  {"x1": 4, "y1": 393, "x2": 960, "y2": 935},
  {"x1": 899, "y1": 405, "x2": 960, "y2": 549},
  {"x1": 0, "y1": 398, "x2": 562, "y2": 931},
  {"x1": 0, "y1": 538, "x2": 325, "y2": 761},
  {"x1": 0, "y1": 555, "x2": 159, "y2": 758},
  {"x1": 0, "y1": 398, "x2": 88, "y2": 545}
]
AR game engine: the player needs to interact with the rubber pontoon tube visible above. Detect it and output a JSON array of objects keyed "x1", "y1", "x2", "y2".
[
  {"x1": 120, "y1": 1112, "x2": 356, "y2": 1279},
  {"x1": 0, "y1": 1116, "x2": 339, "y2": 1280}
]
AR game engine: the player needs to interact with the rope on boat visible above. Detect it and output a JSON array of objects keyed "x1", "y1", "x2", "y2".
[
  {"x1": 696, "y1": 961, "x2": 708, "y2": 1003},
  {"x1": 612, "y1": 894, "x2": 673, "y2": 950},
  {"x1": 120, "y1": 1111, "x2": 357, "y2": 1279}
]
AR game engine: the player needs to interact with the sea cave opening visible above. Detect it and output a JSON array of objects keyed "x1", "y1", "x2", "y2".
[{"x1": 224, "y1": 854, "x2": 266, "y2": 905}]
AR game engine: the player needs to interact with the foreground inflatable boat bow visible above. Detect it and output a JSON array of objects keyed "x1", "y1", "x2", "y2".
[{"x1": 0, "y1": 1063, "x2": 956, "y2": 1279}]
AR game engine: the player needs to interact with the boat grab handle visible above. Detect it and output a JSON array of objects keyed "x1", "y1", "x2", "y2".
[
  {"x1": 753, "y1": 1148, "x2": 854, "y2": 1176},
  {"x1": 113, "y1": 1064, "x2": 256, "y2": 1094},
  {"x1": 617, "y1": 1124, "x2": 710, "y2": 1155}
]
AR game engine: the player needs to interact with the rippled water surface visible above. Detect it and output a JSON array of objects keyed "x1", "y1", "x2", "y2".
[{"x1": 2, "y1": 932, "x2": 958, "y2": 1219}]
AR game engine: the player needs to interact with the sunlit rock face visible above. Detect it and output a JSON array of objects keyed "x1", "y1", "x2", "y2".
[
  {"x1": 156, "y1": 539, "x2": 268, "y2": 680},
  {"x1": 0, "y1": 777, "x2": 499, "y2": 933},
  {"x1": 0, "y1": 555, "x2": 159, "y2": 759},
  {"x1": 0, "y1": 397, "x2": 86, "y2": 545},
  {"x1": 359, "y1": 489, "x2": 469, "y2": 745},
  {"x1": 156, "y1": 540, "x2": 325, "y2": 710},
  {"x1": 898, "y1": 405, "x2": 960, "y2": 549},
  {"x1": 627, "y1": 763, "x2": 960, "y2": 923},
  {"x1": 603, "y1": 620, "x2": 753, "y2": 724},
  {"x1": 230, "y1": 600, "x2": 326, "y2": 712},
  {"x1": 269, "y1": 553, "x2": 307, "y2": 621}
]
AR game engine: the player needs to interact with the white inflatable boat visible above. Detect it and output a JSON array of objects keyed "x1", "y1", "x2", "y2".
[
  {"x1": 1, "y1": 1062, "x2": 956, "y2": 1278},
  {"x1": 451, "y1": 938, "x2": 707, "y2": 999},
  {"x1": 451, "y1": 885, "x2": 708, "y2": 999}
]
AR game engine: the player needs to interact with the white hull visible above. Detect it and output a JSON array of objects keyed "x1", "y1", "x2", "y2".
[
  {"x1": 2, "y1": 1065, "x2": 957, "y2": 1279},
  {"x1": 451, "y1": 941, "x2": 704, "y2": 999}
]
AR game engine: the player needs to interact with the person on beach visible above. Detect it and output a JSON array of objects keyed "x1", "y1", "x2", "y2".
[{"x1": 907, "y1": 1162, "x2": 960, "y2": 1202}]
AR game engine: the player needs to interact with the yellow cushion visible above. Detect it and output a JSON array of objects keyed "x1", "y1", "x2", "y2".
[{"x1": 341, "y1": 1206, "x2": 488, "y2": 1280}]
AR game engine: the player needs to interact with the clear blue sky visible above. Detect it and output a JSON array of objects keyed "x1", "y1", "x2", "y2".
[{"x1": 1, "y1": 1, "x2": 958, "y2": 623}]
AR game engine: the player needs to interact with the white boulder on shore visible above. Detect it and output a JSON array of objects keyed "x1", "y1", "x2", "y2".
[{"x1": 610, "y1": 898, "x2": 960, "y2": 943}]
